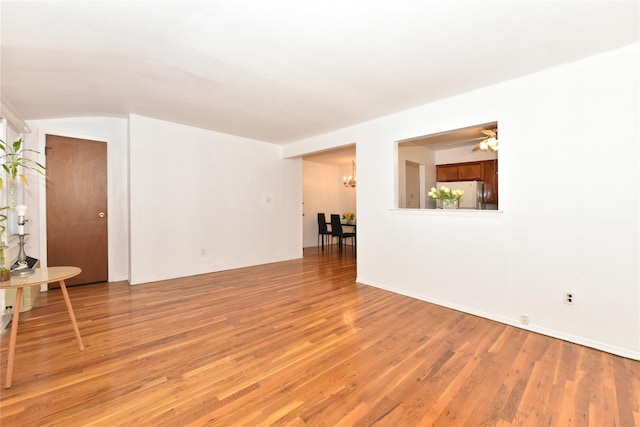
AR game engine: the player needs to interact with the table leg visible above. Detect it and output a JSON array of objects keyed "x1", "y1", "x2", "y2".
[
  {"x1": 59, "y1": 280, "x2": 85, "y2": 351},
  {"x1": 5, "y1": 287, "x2": 23, "y2": 388}
]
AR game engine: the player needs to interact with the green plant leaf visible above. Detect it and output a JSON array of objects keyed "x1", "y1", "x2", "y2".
[{"x1": 0, "y1": 137, "x2": 46, "y2": 189}]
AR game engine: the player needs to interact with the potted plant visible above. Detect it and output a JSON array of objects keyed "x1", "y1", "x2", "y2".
[
  {"x1": 0, "y1": 136, "x2": 46, "y2": 209},
  {"x1": 0, "y1": 137, "x2": 47, "y2": 193},
  {"x1": 0, "y1": 137, "x2": 46, "y2": 279}
]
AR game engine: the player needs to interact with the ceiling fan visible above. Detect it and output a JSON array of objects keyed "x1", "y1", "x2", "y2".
[{"x1": 471, "y1": 129, "x2": 498, "y2": 152}]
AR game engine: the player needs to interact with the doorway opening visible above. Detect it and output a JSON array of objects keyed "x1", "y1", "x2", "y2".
[{"x1": 301, "y1": 144, "x2": 356, "y2": 252}]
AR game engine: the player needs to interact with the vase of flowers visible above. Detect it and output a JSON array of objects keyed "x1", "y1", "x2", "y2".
[
  {"x1": 441, "y1": 198, "x2": 459, "y2": 209},
  {"x1": 428, "y1": 185, "x2": 464, "y2": 209},
  {"x1": 342, "y1": 211, "x2": 355, "y2": 225}
]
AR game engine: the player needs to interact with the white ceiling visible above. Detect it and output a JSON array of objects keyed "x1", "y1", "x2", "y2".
[{"x1": 1, "y1": 1, "x2": 638, "y2": 146}]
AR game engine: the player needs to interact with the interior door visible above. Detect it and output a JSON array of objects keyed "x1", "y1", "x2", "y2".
[
  {"x1": 46, "y1": 135, "x2": 108, "y2": 287},
  {"x1": 405, "y1": 161, "x2": 420, "y2": 209}
]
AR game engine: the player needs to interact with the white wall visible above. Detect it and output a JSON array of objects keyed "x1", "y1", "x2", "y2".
[
  {"x1": 283, "y1": 43, "x2": 640, "y2": 359},
  {"x1": 13, "y1": 114, "x2": 303, "y2": 288},
  {"x1": 24, "y1": 117, "x2": 130, "y2": 282},
  {"x1": 129, "y1": 115, "x2": 302, "y2": 284},
  {"x1": 302, "y1": 160, "x2": 356, "y2": 248}
]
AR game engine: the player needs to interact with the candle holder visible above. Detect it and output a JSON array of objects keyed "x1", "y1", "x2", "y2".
[{"x1": 11, "y1": 205, "x2": 35, "y2": 276}]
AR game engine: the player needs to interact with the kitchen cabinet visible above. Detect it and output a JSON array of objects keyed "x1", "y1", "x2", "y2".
[
  {"x1": 458, "y1": 162, "x2": 483, "y2": 180},
  {"x1": 435, "y1": 164, "x2": 458, "y2": 181},
  {"x1": 436, "y1": 162, "x2": 483, "y2": 182},
  {"x1": 482, "y1": 159, "x2": 498, "y2": 204},
  {"x1": 435, "y1": 160, "x2": 498, "y2": 206}
]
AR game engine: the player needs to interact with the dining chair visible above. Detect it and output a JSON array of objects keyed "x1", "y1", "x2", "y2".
[
  {"x1": 317, "y1": 213, "x2": 332, "y2": 250},
  {"x1": 330, "y1": 214, "x2": 356, "y2": 255}
]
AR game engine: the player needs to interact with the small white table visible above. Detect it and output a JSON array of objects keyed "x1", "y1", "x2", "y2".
[{"x1": 0, "y1": 266, "x2": 84, "y2": 388}]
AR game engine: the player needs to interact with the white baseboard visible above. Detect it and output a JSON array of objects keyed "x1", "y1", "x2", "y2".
[{"x1": 356, "y1": 278, "x2": 640, "y2": 361}]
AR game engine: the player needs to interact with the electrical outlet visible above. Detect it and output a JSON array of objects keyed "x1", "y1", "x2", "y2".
[
  {"x1": 564, "y1": 292, "x2": 575, "y2": 305},
  {"x1": 520, "y1": 315, "x2": 529, "y2": 325}
]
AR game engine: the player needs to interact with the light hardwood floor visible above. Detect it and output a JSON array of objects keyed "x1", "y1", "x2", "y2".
[{"x1": 1, "y1": 246, "x2": 638, "y2": 426}]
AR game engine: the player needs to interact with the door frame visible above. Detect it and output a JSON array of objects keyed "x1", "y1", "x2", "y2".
[
  {"x1": 37, "y1": 130, "x2": 111, "y2": 290},
  {"x1": 404, "y1": 160, "x2": 426, "y2": 209}
]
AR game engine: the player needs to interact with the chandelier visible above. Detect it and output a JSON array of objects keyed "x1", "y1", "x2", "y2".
[{"x1": 343, "y1": 160, "x2": 356, "y2": 188}]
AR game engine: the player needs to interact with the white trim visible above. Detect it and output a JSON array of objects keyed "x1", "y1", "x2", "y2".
[
  {"x1": 358, "y1": 278, "x2": 640, "y2": 361},
  {"x1": 390, "y1": 208, "x2": 503, "y2": 218},
  {"x1": 0, "y1": 96, "x2": 30, "y2": 134}
]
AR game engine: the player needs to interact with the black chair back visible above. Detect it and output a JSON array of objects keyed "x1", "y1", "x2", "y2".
[
  {"x1": 318, "y1": 213, "x2": 329, "y2": 233},
  {"x1": 330, "y1": 214, "x2": 343, "y2": 237}
]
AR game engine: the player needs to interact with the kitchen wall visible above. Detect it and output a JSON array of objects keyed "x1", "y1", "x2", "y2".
[
  {"x1": 283, "y1": 43, "x2": 640, "y2": 359},
  {"x1": 397, "y1": 145, "x2": 435, "y2": 208}
]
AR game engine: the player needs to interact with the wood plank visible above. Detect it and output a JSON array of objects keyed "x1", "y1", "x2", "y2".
[{"x1": 1, "y1": 246, "x2": 638, "y2": 426}]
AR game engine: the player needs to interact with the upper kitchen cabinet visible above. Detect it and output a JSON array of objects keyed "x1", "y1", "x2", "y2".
[
  {"x1": 436, "y1": 159, "x2": 498, "y2": 206},
  {"x1": 435, "y1": 164, "x2": 458, "y2": 181},
  {"x1": 437, "y1": 161, "x2": 484, "y2": 181},
  {"x1": 458, "y1": 162, "x2": 483, "y2": 180}
]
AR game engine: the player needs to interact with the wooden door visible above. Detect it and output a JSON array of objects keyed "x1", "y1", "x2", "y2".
[{"x1": 46, "y1": 135, "x2": 108, "y2": 287}]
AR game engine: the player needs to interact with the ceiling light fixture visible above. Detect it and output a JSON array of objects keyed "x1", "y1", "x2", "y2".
[
  {"x1": 343, "y1": 160, "x2": 356, "y2": 188},
  {"x1": 485, "y1": 136, "x2": 498, "y2": 151},
  {"x1": 472, "y1": 129, "x2": 499, "y2": 152}
]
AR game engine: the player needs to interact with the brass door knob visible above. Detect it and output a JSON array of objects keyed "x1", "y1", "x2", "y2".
[{"x1": 98, "y1": 212, "x2": 105, "y2": 218}]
